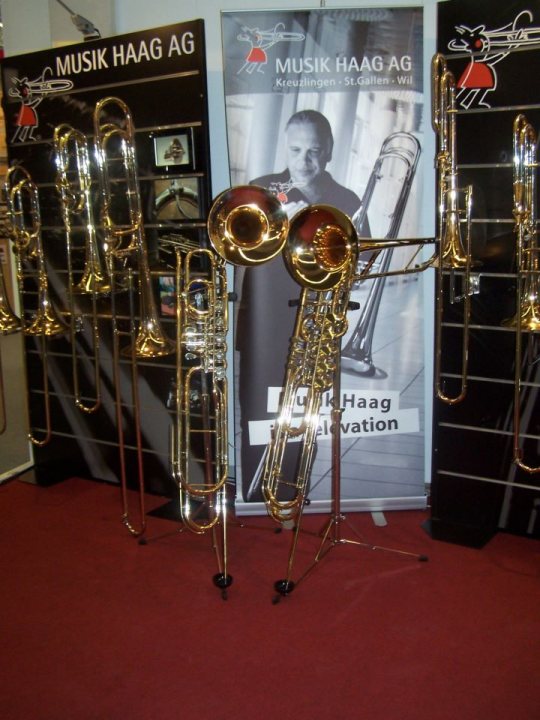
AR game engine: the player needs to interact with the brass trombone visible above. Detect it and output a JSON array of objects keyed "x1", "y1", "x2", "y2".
[
  {"x1": 172, "y1": 185, "x2": 288, "y2": 592},
  {"x1": 261, "y1": 205, "x2": 358, "y2": 525},
  {"x1": 92, "y1": 97, "x2": 174, "y2": 537},
  {"x1": 54, "y1": 123, "x2": 109, "y2": 414},
  {"x1": 4, "y1": 165, "x2": 65, "y2": 446},
  {"x1": 93, "y1": 96, "x2": 174, "y2": 359},
  {"x1": 432, "y1": 53, "x2": 471, "y2": 270},
  {"x1": 431, "y1": 52, "x2": 474, "y2": 404},
  {"x1": 503, "y1": 114, "x2": 540, "y2": 473},
  {"x1": 172, "y1": 246, "x2": 232, "y2": 590}
]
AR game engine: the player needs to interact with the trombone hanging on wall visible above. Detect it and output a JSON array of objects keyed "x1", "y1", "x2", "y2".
[
  {"x1": 3, "y1": 165, "x2": 65, "y2": 446},
  {"x1": 502, "y1": 114, "x2": 540, "y2": 474},
  {"x1": 431, "y1": 52, "x2": 475, "y2": 405},
  {"x1": 54, "y1": 123, "x2": 110, "y2": 415},
  {"x1": 92, "y1": 96, "x2": 175, "y2": 538},
  {"x1": 93, "y1": 96, "x2": 175, "y2": 359}
]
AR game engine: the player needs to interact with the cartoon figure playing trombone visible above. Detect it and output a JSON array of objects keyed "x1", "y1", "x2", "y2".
[
  {"x1": 9, "y1": 66, "x2": 73, "y2": 142},
  {"x1": 237, "y1": 22, "x2": 304, "y2": 74},
  {"x1": 448, "y1": 10, "x2": 540, "y2": 109}
]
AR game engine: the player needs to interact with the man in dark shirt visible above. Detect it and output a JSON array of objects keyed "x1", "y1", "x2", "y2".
[
  {"x1": 251, "y1": 109, "x2": 362, "y2": 218},
  {"x1": 237, "y1": 110, "x2": 368, "y2": 502}
]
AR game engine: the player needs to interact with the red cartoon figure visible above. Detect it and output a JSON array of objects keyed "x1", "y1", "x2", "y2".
[
  {"x1": 448, "y1": 10, "x2": 540, "y2": 109},
  {"x1": 236, "y1": 22, "x2": 304, "y2": 75},
  {"x1": 9, "y1": 66, "x2": 73, "y2": 143}
]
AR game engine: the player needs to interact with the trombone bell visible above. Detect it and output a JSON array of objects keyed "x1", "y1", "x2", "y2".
[
  {"x1": 208, "y1": 185, "x2": 288, "y2": 265},
  {"x1": 285, "y1": 205, "x2": 357, "y2": 290}
]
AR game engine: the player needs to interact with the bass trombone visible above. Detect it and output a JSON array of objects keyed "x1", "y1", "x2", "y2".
[
  {"x1": 261, "y1": 205, "x2": 358, "y2": 526},
  {"x1": 173, "y1": 185, "x2": 288, "y2": 593}
]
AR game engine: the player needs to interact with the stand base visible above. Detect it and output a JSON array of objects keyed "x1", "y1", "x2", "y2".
[
  {"x1": 272, "y1": 515, "x2": 429, "y2": 603},
  {"x1": 272, "y1": 579, "x2": 295, "y2": 604},
  {"x1": 213, "y1": 573, "x2": 233, "y2": 600}
]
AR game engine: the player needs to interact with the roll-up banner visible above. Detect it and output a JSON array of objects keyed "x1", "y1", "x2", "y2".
[{"x1": 221, "y1": 6, "x2": 430, "y2": 515}]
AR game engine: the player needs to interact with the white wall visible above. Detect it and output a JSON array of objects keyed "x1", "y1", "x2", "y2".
[
  {"x1": 2, "y1": 0, "x2": 438, "y2": 197},
  {"x1": 112, "y1": 0, "x2": 438, "y2": 198}
]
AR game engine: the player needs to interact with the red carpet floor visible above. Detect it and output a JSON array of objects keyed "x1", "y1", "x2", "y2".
[{"x1": 1, "y1": 476, "x2": 539, "y2": 720}]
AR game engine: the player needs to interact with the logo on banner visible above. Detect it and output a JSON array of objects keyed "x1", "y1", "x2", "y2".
[
  {"x1": 236, "y1": 22, "x2": 305, "y2": 75},
  {"x1": 8, "y1": 66, "x2": 73, "y2": 143},
  {"x1": 448, "y1": 9, "x2": 540, "y2": 109}
]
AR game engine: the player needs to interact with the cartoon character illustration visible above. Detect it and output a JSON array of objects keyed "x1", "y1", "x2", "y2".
[
  {"x1": 8, "y1": 66, "x2": 73, "y2": 142},
  {"x1": 237, "y1": 22, "x2": 305, "y2": 74},
  {"x1": 448, "y1": 10, "x2": 540, "y2": 109}
]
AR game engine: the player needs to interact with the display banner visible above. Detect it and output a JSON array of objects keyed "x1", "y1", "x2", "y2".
[{"x1": 221, "y1": 7, "x2": 429, "y2": 514}]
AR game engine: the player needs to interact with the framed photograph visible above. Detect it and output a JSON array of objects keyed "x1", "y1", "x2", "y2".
[
  {"x1": 153, "y1": 177, "x2": 200, "y2": 221},
  {"x1": 153, "y1": 129, "x2": 194, "y2": 169}
]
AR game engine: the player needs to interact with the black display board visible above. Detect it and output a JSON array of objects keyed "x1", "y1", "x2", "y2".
[
  {"x1": 1, "y1": 20, "x2": 212, "y2": 494},
  {"x1": 431, "y1": 1, "x2": 540, "y2": 543}
]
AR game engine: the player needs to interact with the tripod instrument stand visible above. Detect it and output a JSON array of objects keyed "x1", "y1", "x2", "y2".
[{"x1": 273, "y1": 344, "x2": 429, "y2": 604}]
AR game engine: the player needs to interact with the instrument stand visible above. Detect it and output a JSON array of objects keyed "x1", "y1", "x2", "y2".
[{"x1": 273, "y1": 341, "x2": 428, "y2": 604}]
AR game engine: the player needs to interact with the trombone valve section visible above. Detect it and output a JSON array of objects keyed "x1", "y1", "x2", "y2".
[{"x1": 172, "y1": 246, "x2": 232, "y2": 593}]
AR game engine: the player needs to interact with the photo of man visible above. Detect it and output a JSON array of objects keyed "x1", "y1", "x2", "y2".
[
  {"x1": 237, "y1": 109, "x2": 371, "y2": 502},
  {"x1": 252, "y1": 109, "x2": 363, "y2": 219}
]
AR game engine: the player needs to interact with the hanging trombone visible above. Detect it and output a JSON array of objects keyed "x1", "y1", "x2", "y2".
[
  {"x1": 431, "y1": 52, "x2": 474, "y2": 405},
  {"x1": 502, "y1": 114, "x2": 540, "y2": 473},
  {"x1": 171, "y1": 184, "x2": 288, "y2": 594},
  {"x1": 342, "y1": 56, "x2": 475, "y2": 400},
  {"x1": 3, "y1": 165, "x2": 65, "y2": 446},
  {"x1": 93, "y1": 96, "x2": 174, "y2": 537},
  {"x1": 54, "y1": 123, "x2": 109, "y2": 414},
  {"x1": 93, "y1": 95, "x2": 174, "y2": 359}
]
